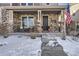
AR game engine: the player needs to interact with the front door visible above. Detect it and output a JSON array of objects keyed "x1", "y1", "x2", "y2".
[{"x1": 43, "y1": 16, "x2": 48, "y2": 31}]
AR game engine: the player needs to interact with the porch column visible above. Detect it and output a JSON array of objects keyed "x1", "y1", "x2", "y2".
[
  {"x1": 61, "y1": 10, "x2": 66, "y2": 35},
  {"x1": 0, "y1": 8, "x2": 2, "y2": 24},
  {"x1": 37, "y1": 10, "x2": 42, "y2": 32},
  {"x1": 75, "y1": 21, "x2": 77, "y2": 33},
  {"x1": 8, "y1": 10, "x2": 13, "y2": 33},
  {"x1": 37, "y1": 10, "x2": 41, "y2": 24}
]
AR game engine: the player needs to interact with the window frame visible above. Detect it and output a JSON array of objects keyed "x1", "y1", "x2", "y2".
[
  {"x1": 12, "y1": 3, "x2": 20, "y2": 6},
  {"x1": 21, "y1": 3, "x2": 26, "y2": 6},
  {"x1": 28, "y1": 3, "x2": 33, "y2": 6},
  {"x1": 21, "y1": 16, "x2": 35, "y2": 29}
]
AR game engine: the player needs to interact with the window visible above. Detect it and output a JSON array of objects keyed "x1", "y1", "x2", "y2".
[
  {"x1": 76, "y1": 22, "x2": 79, "y2": 31},
  {"x1": 21, "y1": 3, "x2": 26, "y2": 6},
  {"x1": 58, "y1": 3, "x2": 68, "y2": 6},
  {"x1": 0, "y1": 3, "x2": 10, "y2": 6},
  {"x1": 46, "y1": 3, "x2": 49, "y2": 5},
  {"x1": 28, "y1": 17, "x2": 34, "y2": 27},
  {"x1": 12, "y1": 3, "x2": 20, "y2": 6},
  {"x1": 28, "y1": 3, "x2": 33, "y2": 6},
  {"x1": 34, "y1": 3, "x2": 40, "y2": 6},
  {"x1": 22, "y1": 16, "x2": 34, "y2": 28}
]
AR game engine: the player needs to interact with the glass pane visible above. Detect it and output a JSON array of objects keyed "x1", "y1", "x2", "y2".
[
  {"x1": 12, "y1": 3, "x2": 20, "y2": 6},
  {"x1": 22, "y1": 16, "x2": 34, "y2": 28},
  {"x1": 28, "y1": 3, "x2": 33, "y2": 6},
  {"x1": 34, "y1": 3, "x2": 40, "y2": 6},
  {"x1": 77, "y1": 25, "x2": 79, "y2": 31},
  {"x1": 21, "y1": 3, "x2": 26, "y2": 6},
  {"x1": 0, "y1": 3, "x2": 10, "y2": 6},
  {"x1": 28, "y1": 17, "x2": 34, "y2": 27},
  {"x1": 23, "y1": 17, "x2": 28, "y2": 28},
  {"x1": 46, "y1": 3, "x2": 49, "y2": 5}
]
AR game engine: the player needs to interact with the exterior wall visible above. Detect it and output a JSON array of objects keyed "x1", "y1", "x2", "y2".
[
  {"x1": 70, "y1": 4, "x2": 79, "y2": 32},
  {"x1": 13, "y1": 11, "x2": 63, "y2": 32},
  {"x1": 0, "y1": 3, "x2": 66, "y2": 33},
  {"x1": 13, "y1": 12, "x2": 21, "y2": 32},
  {"x1": 0, "y1": 8, "x2": 2, "y2": 34},
  {"x1": 8, "y1": 10, "x2": 13, "y2": 33},
  {"x1": 70, "y1": 4, "x2": 79, "y2": 21},
  {"x1": 0, "y1": 3, "x2": 10, "y2": 6},
  {"x1": 0, "y1": 10, "x2": 65, "y2": 33},
  {"x1": 19, "y1": 13, "x2": 59, "y2": 27},
  {"x1": 70, "y1": 4, "x2": 79, "y2": 16},
  {"x1": 0, "y1": 3, "x2": 67, "y2": 7},
  {"x1": 0, "y1": 8, "x2": 13, "y2": 34},
  {"x1": 13, "y1": 12, "x2": 38, "y2": 32},
  {"x1": 41, "y1": 13, "x2": 58, "y2": 26},
  {"x1": 0, "y1": 8, "x2": 2, "y2": 23}
]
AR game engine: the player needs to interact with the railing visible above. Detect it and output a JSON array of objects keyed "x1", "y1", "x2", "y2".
[{"x1": 0, "y1": 3, "x2": 68, "y2": 7}]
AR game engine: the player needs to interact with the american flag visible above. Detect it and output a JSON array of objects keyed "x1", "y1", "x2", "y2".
[{"x1": 64, "y1": 4, "x2": 72, "y2": 25}]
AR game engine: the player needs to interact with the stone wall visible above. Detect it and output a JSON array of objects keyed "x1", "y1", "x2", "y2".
[
  {"x1": 13, "y1": 12, "x2": 61, "y2": 32},
  {"x1": 7, "y1": 10, "x2": 13, "y2": 33},
  {"x1": 0, "y1": 8, "x2": 64, "y2": 33}
]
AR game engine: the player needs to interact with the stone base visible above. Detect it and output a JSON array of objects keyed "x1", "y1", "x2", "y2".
[{"x1": 37, "y1": 26, "x2": 43, "y2": 33}]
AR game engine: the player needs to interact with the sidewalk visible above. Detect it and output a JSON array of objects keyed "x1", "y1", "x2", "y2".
[{"x1": 41, "y1": 42, "x2": 67, "y2": 56}]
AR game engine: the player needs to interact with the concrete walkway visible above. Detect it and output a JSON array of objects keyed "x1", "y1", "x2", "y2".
[{"x1": 41, "y1": 42, "x2": 67, "y2": 56}]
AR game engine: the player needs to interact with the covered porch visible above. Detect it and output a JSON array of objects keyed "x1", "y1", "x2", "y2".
[
  {"x1": 12, "y1": 10, "x2": 65, "y2": 33},
  {"x1": 5, "y1": 6, "x2": 65, "y2": 33}
]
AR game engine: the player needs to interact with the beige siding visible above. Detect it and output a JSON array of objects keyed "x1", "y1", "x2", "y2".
[{"x1": 70, "y1": 4, "x2": 79, "y2": 15}]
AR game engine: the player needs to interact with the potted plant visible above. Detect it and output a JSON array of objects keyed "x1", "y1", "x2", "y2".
[{"x1": 30, "y1": 27, "x2": 36, "y2": 39}]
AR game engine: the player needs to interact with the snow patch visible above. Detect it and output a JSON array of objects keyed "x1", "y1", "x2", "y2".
[
  {"x1": 56, "y1": 36, "x2": 79, "y2": 56},
  {"x1": 0, "y1": 35, "x2": 42, "y2": 56}
]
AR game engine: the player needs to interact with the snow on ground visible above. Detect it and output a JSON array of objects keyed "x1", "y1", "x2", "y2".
[
  {"x1": 42, "y1": 33, "x2": 79, "y2": 56},
  {"x1": 0, "y1": 33, "x2": 79, "y2": 56},
  {"x1": 0, "y1": 35, "x2": 42, "y2": 56},
  {"x1": 55, "y1": 36, "x2": 79, "y2": 56}
]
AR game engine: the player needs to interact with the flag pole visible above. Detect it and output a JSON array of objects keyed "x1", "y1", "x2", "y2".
[
  {"x1": 63, "y1": 10, "x2": 66, "y2": 36},
  {"x1": 61, "y1": 10, "x2": 66, "y2": 40},
  {"x1": 64, "y1": 11, "x2": 66, "y2": 36}
]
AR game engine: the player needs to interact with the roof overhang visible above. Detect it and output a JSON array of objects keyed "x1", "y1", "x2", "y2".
[{"x1": 1, "y1": 6, "x2": 66, "y2": 11}]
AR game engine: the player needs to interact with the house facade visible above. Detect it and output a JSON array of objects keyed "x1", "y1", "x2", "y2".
[
  {"x1": 70, "y1": 4, "x2": 79, "y2": 32},
  {"x1": 0, "y1": 3, "x2": 67, "y2": 34}
]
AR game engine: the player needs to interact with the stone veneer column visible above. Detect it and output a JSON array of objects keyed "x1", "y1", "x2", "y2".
[
  {"x1": 8, "y1": 10, "x2": 13, "y2": 33},
  {"x1": 0, "y1": 8, "x2": 2, "y2": 24},
  {"x1": 0, "y1": 8, "x2": 1, "y2": 23}
]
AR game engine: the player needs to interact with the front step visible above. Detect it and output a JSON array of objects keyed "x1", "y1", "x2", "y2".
[{"x1": 8, "y1": 32, "x2": 64, "y2": 37}]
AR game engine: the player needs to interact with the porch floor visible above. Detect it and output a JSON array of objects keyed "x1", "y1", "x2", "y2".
[{"x1": 8, "y1": 32, "x2": 64, "y2": 37}]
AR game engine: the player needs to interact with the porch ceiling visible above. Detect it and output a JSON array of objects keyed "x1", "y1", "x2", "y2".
[
  {"x1": 13, "y1": 8, "x2": 63, "y2": 11},
  {"x1": 14, "y1": 11, "x2": 61, "y2": 14}
]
